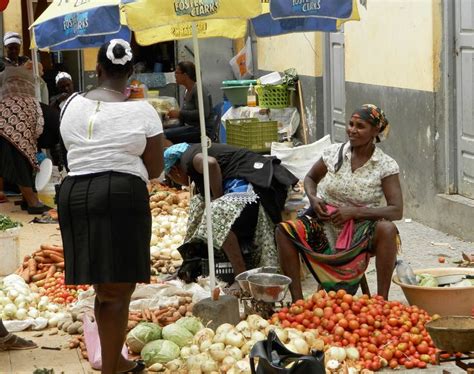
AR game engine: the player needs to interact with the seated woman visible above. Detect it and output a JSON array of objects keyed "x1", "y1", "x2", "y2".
[
  {"x1": 276, "y1": 104, "x2": 403, "y2": 302},
  {"x1": 164, "y1": 61, "x2": 211, "y2": 145},
  {"x1": 164, "y1": 143, "x2": 298, "y2": 287}
]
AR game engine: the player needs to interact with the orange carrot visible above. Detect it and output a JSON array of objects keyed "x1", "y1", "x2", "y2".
[
  {"x1": 27, "y1": 258, "x2": 37, "y2": 276},
  {"x1": 49, "y1": 254, "x2": 64, "y2": 263},
  {"x1": 56, "y1": 261, "x2": 65, "y2": 268},
  {"x1": 46, "y1": 265, "x2": 57, "y2": 278},
  {"x1": 20, "y1": 268, "x2": 30, "y2": 283},
  {"x1": 43, "y1": 250, "x2": 64, "y2": 259}
]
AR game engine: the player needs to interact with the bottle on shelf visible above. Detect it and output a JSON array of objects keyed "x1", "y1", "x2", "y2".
[
  {"x1": 247, "y1": 83, "x2": 257, "y2": 107},
  {"x1": 395, "y1": 259, "x2": 418, "y2": 285}
]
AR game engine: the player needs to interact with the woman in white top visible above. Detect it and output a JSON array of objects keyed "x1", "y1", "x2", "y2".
[
  {"x1": 58, "y1": 39, "x2": 164, "y2": 374},
  {"x1": 276, "y1": 104, "x2": 403, "y2": 302}
]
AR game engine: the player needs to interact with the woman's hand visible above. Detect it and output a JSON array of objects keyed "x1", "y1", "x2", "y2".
[
  {"x1": 329, "y1": 207, "x2": 358, "y2": 226},
  {"x1": 309, "y1": 196, "x2": 331, "y2": 221}
]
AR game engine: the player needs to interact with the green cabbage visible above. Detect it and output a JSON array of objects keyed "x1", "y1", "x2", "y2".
[
  {"x1": 162, "y1": 323, "x2": 193, "y2": 347},
  {"x1": 418, "y1": 274, "x2": 439, "y2": 287},
  {"x1": 175, "y1": 316, "x2": 204, "y2": 335},
  {"x1": 126, "y1": 322, "x2": 162, "y2": 353},
  {"x1": 141, "y1": 339, "x2": 180, "y2": 366}
]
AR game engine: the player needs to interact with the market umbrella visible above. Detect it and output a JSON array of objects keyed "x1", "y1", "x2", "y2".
[
  {"x1": 270, "y1": 0, "x2": 354, "y2": 20},
  {"x1": 123, "y1": 0, "x2": 262, "y2": 291},
  {"x1": 252, "y1": 0, "x2": 360, "y2": 38},
  {"x1": 30, "y1": 0, "x2": 131, "y2": 51}
]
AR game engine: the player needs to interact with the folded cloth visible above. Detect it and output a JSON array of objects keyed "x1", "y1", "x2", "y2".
[{"x1": 326, "y1": 205, "x2": 355, "y2": 251}]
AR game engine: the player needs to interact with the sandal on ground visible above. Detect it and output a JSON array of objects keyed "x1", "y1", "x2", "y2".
[
  {"x1": 0, "y1": 333, "x2": 38, "y2": 351},
  {"x1": 27, "y1": 204, "x2": 52, "y2": 215},
  {"x1": 14, "y1": 200, "x2": 28, "y2": 210},
  {"x1": 0, "y1": 193, "x2": 7, "y2": 203},
  {"x1": 117, "y1": 359, "x2": 146, "y2": 373}
]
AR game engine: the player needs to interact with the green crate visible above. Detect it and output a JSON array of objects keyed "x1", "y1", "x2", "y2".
[
  {"x1": 255, "y1": 84, "x2": 290, "y2": 109},
  {"x1": 226, "y1": 118, "x2": 278, "y2": 152},
  {"x1": 221, "y1": 85, "x2": 249, "y2": 106}
]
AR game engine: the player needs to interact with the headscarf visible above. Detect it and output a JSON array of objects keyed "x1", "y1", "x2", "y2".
[
  {"x1": 351, "y1": 104, "x2": 390, "y2": 142},
  {"x1": 55, "y1": 71, "x2": 72, "y2": 85},
  {"x1": 0, "y1": 66, "x2": 36, "y2": 99},
  {"x1": 164, "y1": 143, "x2": 190, "y2": 174},
  {"x1": 3, "y1": 31, "x2": 21, "y2": 46}
]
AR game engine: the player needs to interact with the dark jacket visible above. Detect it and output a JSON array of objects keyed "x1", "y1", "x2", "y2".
[{"x1": 180, "y1": 143, "x2": 298, "y2": 223}]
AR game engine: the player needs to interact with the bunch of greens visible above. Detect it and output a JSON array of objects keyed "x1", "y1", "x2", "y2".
[
  {"x1": 0, "y1": 214, "x2": 21, "y2": 231},
  {"x1": 282, "y1": 68, "x2": 299, "y2": 89}
]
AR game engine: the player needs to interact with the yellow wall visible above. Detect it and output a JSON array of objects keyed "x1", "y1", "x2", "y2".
[
  {"x1": 344, "y1": 0, "x2": 442, "y2": 92},
  {"x1": 3, "y1": 0, "x2": 23, "y2": 38},
  {"x1": 257, "y1": 32, "x2": 323, "y2": 77}
]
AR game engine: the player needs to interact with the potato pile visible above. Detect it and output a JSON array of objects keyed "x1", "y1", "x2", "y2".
[{"x1": 149, "y1": 190, "x2": 189, "y2": 217}]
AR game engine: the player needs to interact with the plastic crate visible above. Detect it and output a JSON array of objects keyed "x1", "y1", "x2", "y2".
[
  {"x1": 255, "y1": 84, "x2": 290, "y2": 109},
  {"x1": 221, "y1": 86, "x2": 249, "y2": 106},
  {"x1": 202, "y1": 259, "x2": 235, "y2": 284},
  {"x1": 226, "y1": 118, "x2": 278, "y2": 153}
]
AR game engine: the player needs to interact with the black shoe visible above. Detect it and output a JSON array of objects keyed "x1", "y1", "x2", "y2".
[
  {"x1": 27, "y1": 204, "x2": 52, "y2": 215},
  {"x1": 117, "y1": 360, "x2": 145, "y2": 373},
  {"x1": 14, "y1": 200, "x2": 28, "y2": 210}
]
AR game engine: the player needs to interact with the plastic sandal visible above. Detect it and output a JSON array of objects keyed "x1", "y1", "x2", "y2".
[{"x1": 0, "y1": 333, "x2": 38, "y2": 351}]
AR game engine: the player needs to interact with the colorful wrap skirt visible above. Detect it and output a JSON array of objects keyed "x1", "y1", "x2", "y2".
[{"x1": 278, "y1": 215, "x2": 377, "y2": 294}]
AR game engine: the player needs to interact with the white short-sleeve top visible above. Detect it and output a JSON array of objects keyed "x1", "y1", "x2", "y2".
[
  {"x1": 318, "y1": 143, "x2": 399, "y2": 208},
  {"x1": 60, "y1": 95, "x2": 163, "y2": 183}
]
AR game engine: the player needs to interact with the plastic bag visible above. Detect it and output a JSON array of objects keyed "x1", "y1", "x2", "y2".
[
  {"x1": 230, "y1": 37, "x2": 253, "y2": 80},
  {"x1": 270, "y1": 135, "x2": 332, "y2": 180},
  {"x1": 83, "y1": 314, "x2": 128, "y2": 370}
]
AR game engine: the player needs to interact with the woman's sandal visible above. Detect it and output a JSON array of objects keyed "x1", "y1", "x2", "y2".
[
  {"x1": 117, "y1": 359, "x2": 146, "y2": 373},
  {"x1": 0, "y1": 333, "x2": 38, "y2": 351}
]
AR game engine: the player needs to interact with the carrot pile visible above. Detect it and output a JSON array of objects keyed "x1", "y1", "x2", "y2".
[
  {"x1": 14, "y1": 244, "x2": 65, "y2": 284},
  {"x1": 127, "y1": 297, "x2": 194, "y2": 331}
]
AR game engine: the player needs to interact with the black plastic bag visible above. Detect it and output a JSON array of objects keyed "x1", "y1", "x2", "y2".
[{"x1": 249, "y1": 330, "x2": 325, "y2": 374}]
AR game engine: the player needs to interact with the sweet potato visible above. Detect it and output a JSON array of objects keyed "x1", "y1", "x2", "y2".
[
  {"x1": 46, "y1": 265, "x2": 57, "y2": 278},
  {"x1": 27, "y1": 258, "x2": 37, "y2": 276},
  {"x1": 31, "y1": 272, "x2": 47, "y2": 282},
  {"x1": 48, "y1": 253, "x2": 64, "y2": 263},
  {"x1": 40, "y1": 244, "x2": 63, "y2": 252},
  {"x1": 20, "y1": 268, "x2": 30, "y2": 283},
  {"x1": 34, "y1": 256, "x2": 53, "y2": 263},
  {"x1": 43, "y1": 249, "x2": 64, "y2": 259}
]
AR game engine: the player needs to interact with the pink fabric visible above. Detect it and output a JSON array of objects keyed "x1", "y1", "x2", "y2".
[{"x1": 326, "y1": 205, "x2": 354, "y2": 250}]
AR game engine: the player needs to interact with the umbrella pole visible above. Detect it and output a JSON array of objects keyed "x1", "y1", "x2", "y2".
[
  {"x1": 26, "y1": 0, "x2": 41, "y2": 100},
  {"x1": 192, "y1": 22, "x2": 216, "y2": 293}
]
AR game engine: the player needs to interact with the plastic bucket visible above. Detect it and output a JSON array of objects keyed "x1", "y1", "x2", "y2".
[
  {"x1": 38, "y1": 182, "x2": 56, "y2": 208},
  {"x1": 0, "y1": 227, "x2": 20, "y2": 276}
]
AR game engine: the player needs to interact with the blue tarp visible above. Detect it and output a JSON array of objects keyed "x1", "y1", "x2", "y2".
[{"x1": 270, "y1": 0, "x2": 352, "y2": 20}]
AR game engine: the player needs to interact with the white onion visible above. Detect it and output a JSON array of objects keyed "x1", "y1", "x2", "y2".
[
  {"x1": 251, "y1": 331, "x2": 265, "y2": 342},
  {"x1": 15, "y1": 308, "x2": 27, "y2": 320},
  {"x1": 216, "y1": 323, "x2": 234, "y2": 335},
  {"x1": 326, "y1": 346, "x2": 346, "y2": 362},
  {"x1": 201, "y1": 359, "x2": 218, "y2": 373},
  {"x1": 241, "y1": 340, "x2": 256, "y2": 356},
  {"x1": 193, "y1": 328, "x2": 215, "y2": 346},
  {"x1": 224, "y1": 330, "x2": 245, "y2": 348},
  {"x1": 246, "y1": 314, "x2": 268, "y2": 331},
  {"x1": 180, "y1": 346, "x2": 192, "y2": 359},
  {"x1": 224, "y1": 345, "x2": 243, "y2": 361},
  {"x1": 220, "y1": 356, "x2": 236, "y2": 372},
  {"x1": 209, "y1": 343, "x2": 226, "y2": 362},
  {"x1": 292, "y1": 338, "x2": 309, "y2": 355},
  {"x1": 345, "y1": 347, "x2": 360, "y2": 361}
]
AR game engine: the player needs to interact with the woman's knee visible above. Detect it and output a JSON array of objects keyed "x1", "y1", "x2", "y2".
[
  {"x1": 95, "y1": 283, "x2": 135, "y2": 304},
  {"x1": 374, "y1": 221, "x2": 398, "y2": 241}
]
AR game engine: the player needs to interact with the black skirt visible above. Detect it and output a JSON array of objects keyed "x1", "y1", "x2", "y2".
[
  {"x1": 58, "y1": 171, "x2": 151, "y2": 285},
  {"x1": 0, "y1": 137, "x2": 35, "y2": 187}
]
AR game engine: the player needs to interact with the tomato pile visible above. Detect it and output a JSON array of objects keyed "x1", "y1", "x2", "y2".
[
  {"x1": 270, "y1": 290, "x2": 438, "y2": 371},
  {"x1": 37, "y1": 272, "x2": 89, "y2": 304}
]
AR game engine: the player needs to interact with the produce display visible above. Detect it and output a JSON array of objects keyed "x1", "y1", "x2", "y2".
[
  {"x1": 0, "y1": 214, "x2": 21, "y2": 231},
  {"x1": 14, "y1": 244, "x2": 65, "y2": 283},
  {"x1": 149, "y1": 185, "x2": 189, "y2": 277},
  {"x1": 0, "y1": 274, "x2": 66, "y2": 328},
  {"x1": 270, "y1": 290, "x2": 438, "y2": 371}
]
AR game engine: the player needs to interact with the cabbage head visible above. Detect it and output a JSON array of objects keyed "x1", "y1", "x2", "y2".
[
  {"x1": 175, "y1": 316, "x2": 204, "y2": 335},
  {"x1": 162, "y1": 323, "x2": 193, "y2": 347},
  {"x1": 126, "y1": 322, "x2": 162, "y2": 353},
  {"x1": 141, "y1": 339, "x2": 180, "y2": 366},
  {"x1": 418, "y1": 274, "x2": 438, "y2": 287}
]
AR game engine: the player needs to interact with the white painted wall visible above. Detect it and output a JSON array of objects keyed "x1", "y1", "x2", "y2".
[
  {"x1": 256, "y1": 32, "x2": 323, "y2": 77},
  {"x1": 344, "y1": 0, "x2": 442, "y2": 92}
]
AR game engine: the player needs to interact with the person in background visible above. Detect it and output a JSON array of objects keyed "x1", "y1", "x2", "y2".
[
  {"x1": 0, "y1": 65, "x2": 49, "y2": 213},
  {"x1": 0, "y1": 32, "x2": 29, "y2": 71},
  {"x1": 49, "y1": 71, "x2": 74, "y2": 112},
  {"x1": 164, "y1": 61, "x2": 211, "y2": 145},
  {"x1": 0, "y1": 319, "x2": 37, "y2": 350},
  {"x1": 276, "y1": 104, "x2": 403, "y2": 302},
  {"x1": 164, "y1": 142, "x2": 298, "y2": 291},
  {"x1": 58, "y1": 39, "x2": 164, "y2": 374}
]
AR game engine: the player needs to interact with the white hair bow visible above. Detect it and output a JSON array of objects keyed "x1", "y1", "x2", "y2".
[{"x1": 106, "y1": 39, "x2": 133, "y2": 65}]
